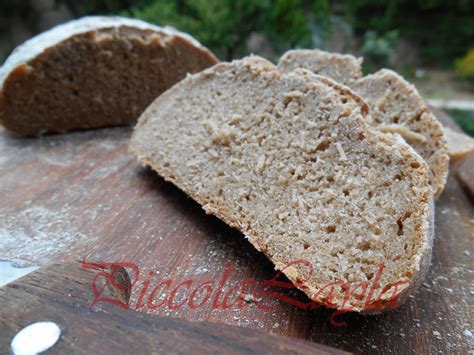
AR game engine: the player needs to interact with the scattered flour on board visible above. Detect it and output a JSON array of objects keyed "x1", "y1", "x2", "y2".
[{"x1": 0, "y1": 204, "x2": 92, "y2": 266}]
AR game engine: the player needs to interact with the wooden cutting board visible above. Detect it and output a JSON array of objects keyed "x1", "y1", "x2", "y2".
[
  {"x1": 0, "y1": 110, "x2": 472, "y2": 354},
  {"x1": 0, "y1": 262, "x2": 344, "y2": 354}
]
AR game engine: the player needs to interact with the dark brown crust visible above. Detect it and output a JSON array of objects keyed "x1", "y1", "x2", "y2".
[{"x1": 0, "y1": 27, "x2": 218, "y2": 136}]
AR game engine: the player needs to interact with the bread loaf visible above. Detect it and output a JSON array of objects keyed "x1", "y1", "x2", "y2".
[
  {"x1": 130, "y1": 56, "x2": 433, "y2": 312},
  {"x1": 0, "y1": 16, "x2": 218, "y2": 136},
  {"x1": 278, "y1": 50, "x2": 449, "y2": 198}
]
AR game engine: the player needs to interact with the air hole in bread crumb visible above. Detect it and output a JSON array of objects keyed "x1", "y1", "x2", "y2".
[
  {"x1": 411, "y1": 161, "x2": 420, "y2": 169},
  {"x1": 358, "y1": 132, "x2": 365, "y2": 141},
  {"x1": 315, "y1": 140, "x2": 330, "y2": 152},
  {"x1": 366, "y1": 272, "x2": 374, "y2": 280},
  {"x1": 326, "y1": 225, "x2": 336, "y2": 233},
  {"x1": 343, "y1": 189, "x2": 350, "y2": 196},
  {"x1": 369, "y1": 224, "x2": 381, "y2": 235},
  {"x1": 357, "y1": 241, "x2": 371, "y2": 251},
  {"x1": 397, "y1": 218, "x2": 404, "y2": 236}
]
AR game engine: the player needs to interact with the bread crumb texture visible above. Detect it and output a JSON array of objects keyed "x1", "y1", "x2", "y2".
[
  {"x1": 130, "y1": 56, "x2": 433, "y2": 312},
  {"x1": 278, "y1": 50, "x2": 449, "y2": 198}
]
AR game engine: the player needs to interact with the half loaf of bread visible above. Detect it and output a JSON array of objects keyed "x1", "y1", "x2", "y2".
[
  {"x1": 130, "y1": 56, "x2": 433, "y2": 312},
  {"x1": 278, "y1": 49, "x2": 449, "y2": 198},
  {"x1": 0, "y1": 16, "x2": 218, "y2": 136}
]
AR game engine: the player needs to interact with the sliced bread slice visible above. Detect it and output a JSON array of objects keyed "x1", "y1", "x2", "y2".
[
  {"x1": 443, "y1": 126, "x2": 474, "y2": 162},
  {"x1": 278, "y1": 50, "x2": 449, "y2": 198},
  {"x1": 130, "y1": 56, "x2": 433, "y2": 312},
  {"x1": 278, "y1": 49, "x2": 363, "y2": 86},
  {"x1": 0, "y1": 16, "x2": 218, "y2": 136}
]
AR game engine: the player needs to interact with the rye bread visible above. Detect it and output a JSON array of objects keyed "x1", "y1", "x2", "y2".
[
  {"x1": 277, "y1": 49, "x2": 363, "y2": 85},
  {"x1": 444, "y1": 126, "x2": 474, "y2": 162},
  {"x1": 130, "y1": 56, "x2": 433, "y2": 312},
  {"x1": 278, "y1": 49, "x2": 449, "y2": 198},
  {"x1": 0, "y1": 16, "x2": 218, "y2": 136}
]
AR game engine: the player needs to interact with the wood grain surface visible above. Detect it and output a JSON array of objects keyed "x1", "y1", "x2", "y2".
[
  {"x1": 0, "y1": 262, "x2": 344, "y2": 354},
  {"x1": 0, "y1": 110, "x2": 472, "y2": 354}
]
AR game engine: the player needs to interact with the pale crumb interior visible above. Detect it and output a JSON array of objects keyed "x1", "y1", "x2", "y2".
[
  {"x1": 278, "y1": 52, "x2": 448, "y2": 198},
  {"x1": 131, "y1": 60, "x2": 430, "y2": 310}
]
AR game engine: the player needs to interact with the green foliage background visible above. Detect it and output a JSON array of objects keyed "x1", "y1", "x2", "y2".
[
  {"x1": 345, "y1": 0, "x2": 474, "y2": 66},
  {"x1": 54, "y1": 0, "x2": 474, "y2": 65},
  {"x1": 1, "y1": 1, "x2": 473, "y2": 134}
]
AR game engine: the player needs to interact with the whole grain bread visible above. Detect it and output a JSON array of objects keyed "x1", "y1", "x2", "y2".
[
  {"x1": 443, "y1": 126, "x2": 474, "y2": 162},
  {"x1": 0, "y1": 16, "x2": 218, "y2": 136},
  {"x1": 278, "y1": 49, "x2": 449, "y2": 198},
  {"x1": 277, "y1": 49, "x2": 363, "y2": 85},
  {"x1": 130, "y1": 56, "x2": 433, "y2": 312}
]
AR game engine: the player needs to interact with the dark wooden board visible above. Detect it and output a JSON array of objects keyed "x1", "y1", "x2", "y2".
[
  {"x1": 0, "y1": 110, "x2": 473, "y2": 354},
  {"x1": 0, "y1": 262, "x2": 344, "y2": 354}
]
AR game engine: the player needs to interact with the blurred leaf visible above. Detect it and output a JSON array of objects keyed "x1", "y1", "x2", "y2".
[
  {"x1": 455, "y1": 48, "x2": 474, "y2": 81},
  {"x1": 447, "y1": 109, "x2": 474, "y2": 137}
]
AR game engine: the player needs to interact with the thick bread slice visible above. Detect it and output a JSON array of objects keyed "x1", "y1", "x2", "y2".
[
  {"x1": 278, "y1": 49, "x2": 363, "y2": 85},
  {"x1": 278, "y1": 50, "x2": 449, "y2": 198},
  {"x1": 353, "y1": 70, "x2": 449, "y2": 198},
  {"x1": 130, "y1": 56, "x2": 433, "y2": 312},
  {"x1": 443, "y1": 126, "x2": 474, "y2": 162},
  {"x1": 0, "y1": 16, "x2": 218, "y2": 136}
]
